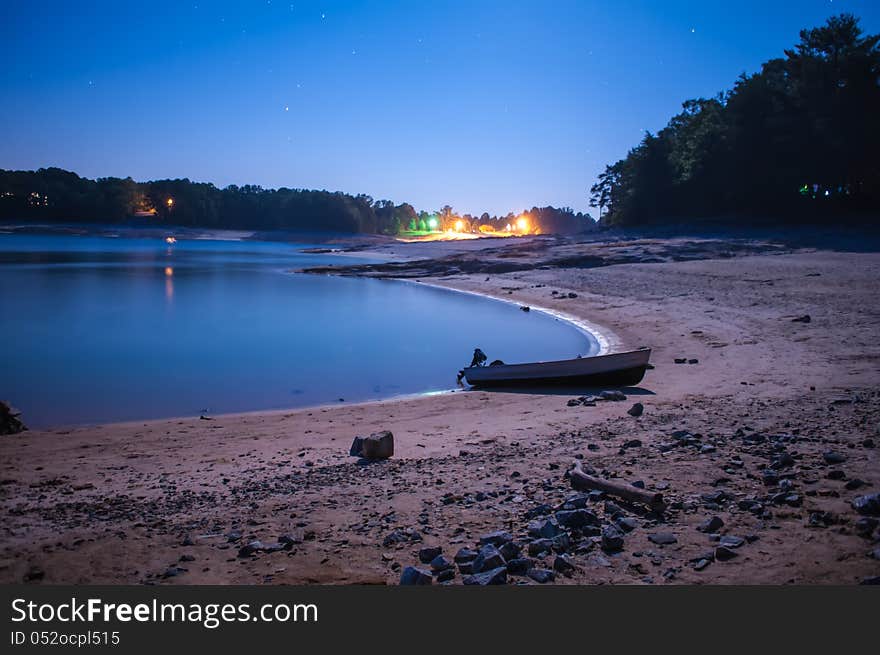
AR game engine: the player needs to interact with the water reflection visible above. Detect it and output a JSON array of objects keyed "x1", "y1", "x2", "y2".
[
  {"x1": 164, "y1": 266, "x2": 174, "y2": 303},
  {"x1": 0, "y1": 233, "x2": 598, "y2": 427}
]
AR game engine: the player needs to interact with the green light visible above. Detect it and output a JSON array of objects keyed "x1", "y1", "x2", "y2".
[{"x1": 428, "y1": 217, "x2": 438, "y2": 230}]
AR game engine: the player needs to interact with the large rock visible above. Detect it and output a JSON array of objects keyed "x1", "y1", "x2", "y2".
[
  {"x1": 0, "y1": 401, "x2": 26, "y2": 435},
  {"x1": 601, "y1": 525, "x2": 625, "y2": 552},
  {"x1": 472, "y1": 544, "x2": 506, "y2": 573},
  {"x1": 852, "y1": 493, "x2": 880, "y2": 516},
  {"x1": 463, "y1": 567, "x2": 507, "y2": 585},
  {"x1": 399, "y1": 566, "x2": 432, "y2": 585},
  {"x1": 350, "y1": 430, "x2": 394, "y2": 460},
  {"x1": 556, "y1": 509, "x2": 600, "y2": 529}
]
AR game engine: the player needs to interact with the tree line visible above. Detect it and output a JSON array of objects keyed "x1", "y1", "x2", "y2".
[
  {"x1": 0, "y1": 168, "x2": 594, "y2": 235},
  {"x1": 590, "y1": 14, "x2": 880, "y2": 226}
]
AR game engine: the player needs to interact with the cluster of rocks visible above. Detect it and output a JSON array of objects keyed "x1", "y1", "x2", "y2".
[
  {"x1": 0, "y1": 401, "x2": 26, "y2": 435},
  {"x1": 673, "y1": 358, "x2": 699, "y2": 365},
  {"x1": 655, "y1": 429, "x2": 721, "y2": 455},
  {"x1": 399, "y1": 484, "x2": 683, "y2": 585},
  {"x1": 567, "y1": 390, "x2": 627, "y2": 407}
]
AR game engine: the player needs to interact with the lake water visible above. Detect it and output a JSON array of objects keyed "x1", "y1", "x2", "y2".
[{"x1": 0, "y1": 232, "x2": 598, "y2": 428}]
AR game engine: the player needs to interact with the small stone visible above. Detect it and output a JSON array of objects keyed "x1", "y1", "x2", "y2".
[
  {"x1": 527, "y1": 568, "x2": 555, "y2": 583},
  {"x1": 697, "y1": 516, "x2": 724, "y2": 533},
  {"x1": 479, "y1": 530, "x2": 514, "y2": 547},
  {"x1": 399, "y1": 566, "x2": 432, "y2": 585},
  {"x1": 463, "y1": 567, "x2": 507, "y2": 586},
  {"x1": 527, "y1": 539, "x2": 554, "y2": 556},
  {"x1": 382, "y1": 528, "x2": 421, "y2": 547},
  {"x1": 719, "y1": 535, "x2": 745, "y2": 548},
  {"x1": 627, "y1": 403, "x2": 644, "y2": 417},
  {"x1": 238, "y1": 540, "x2": 265, "y2": 557},
  {"x1": 348, "y1": 436, "x2": 365, "y2": 457},
  {"x1": 648, "y1": 532, "x2": 677, "y2": 546},
  {"x1": 436, "y1": 568, "x2": 455, "y2": 583},
  {"x1": 855, "y1": 517, "x2": 879, "y2": 536},
  {"x1": 430, "y1": 555, "x2": 454, "y2": 572},
  {"x1": 556, "y1": 509, "x2": 600, "y2": 529},
  {"x1": 714, "y1": 546, "x2": 737, "y2": 562},
  {"x1": 601, "y1": 525, "x2": 625, "y2": 552},
  {"x1": 528, "y1": 518, "x2": 563, "y2": 539},
  {"x1": 852, "y1": 493, "x2": 880, "y2": 516},
  {"x1": 418, "y1": 546, "x2": 442, "y2": 564},
  {"x1": 553, "y1": 555, "x2": 576, "y2": 576},
  {"x1": 615, "y1": 517, "x2": 639, "y2": 533},
  {"x1": 499, "y1": 541, "x2": 521, "y2": 561},
  {"x1": 454, "y1": 547, "x2": 478, "y2": 563},
  {"x1": 822, "y1": 451, "x2": 846, "y2": 464},
  {"x1": 599, "y1": 390, "x2": 627, "y2": 401},
  {"x1": 506, "y1": 558, "x2": 533, "y2": 575}
]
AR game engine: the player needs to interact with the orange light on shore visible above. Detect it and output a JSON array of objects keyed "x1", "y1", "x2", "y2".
[
  {"x1": 454, "y1": 220, "x2": 464, "y2": 232},
  {"x1": 166, "y1": 197, "x2": 174, "y2": 207},
  {"x1": 164, "y1": 266, "x2": 174, "y2": 277},
  {"x1": 516, "y1": 216, "x2": 529, "y2": 232},
  {"x1": 165, "y1": 236, "x2": 177, "y2": 244}
]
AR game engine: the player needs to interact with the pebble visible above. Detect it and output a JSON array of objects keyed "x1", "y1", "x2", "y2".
[
  {"x1": 479, "y1": 530, "x2": 514, "y2": 547},
  {"x1": 648, "y1": 532, "x2": 677, "y2": 545},
  {"x1": 627, "y1": 403, "x2": 644, "y2": 417},
  {"x1": 719, "y1": 535, "x2": 745, "y2": 548},
  {"x1": 556, "y1": 509, "x2": 599, "y2": 529}
]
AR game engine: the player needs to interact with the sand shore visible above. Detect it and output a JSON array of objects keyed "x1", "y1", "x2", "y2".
[{"x1": 1, "y1": 234, "x2": 878, "y2": 585}]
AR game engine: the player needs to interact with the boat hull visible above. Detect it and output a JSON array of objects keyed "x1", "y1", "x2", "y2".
[{"x1": 462, "y1": 349, "x2": 651, "y2": 388}]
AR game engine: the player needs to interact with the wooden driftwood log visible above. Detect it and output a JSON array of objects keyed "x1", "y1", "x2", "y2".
[{"x1": 569, "y1": 461, "x2": 665, "y2": 511}]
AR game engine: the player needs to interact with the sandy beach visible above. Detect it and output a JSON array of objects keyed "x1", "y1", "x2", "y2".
[{"x1": 1, "y1": 234, "x2": 878, "y2": 585}]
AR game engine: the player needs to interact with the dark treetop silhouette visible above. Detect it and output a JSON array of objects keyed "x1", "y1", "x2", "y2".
[
  {"x1": 0, "y1": 170, "x2": 593, "y2": 236},
  {"x1": 590, "y1": 14, "x2": 880, "y2": 226}
]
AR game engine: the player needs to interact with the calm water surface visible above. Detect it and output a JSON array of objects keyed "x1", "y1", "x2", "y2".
[{"x1": 0, "y1": 232, "x2": 598, "y2": 427}]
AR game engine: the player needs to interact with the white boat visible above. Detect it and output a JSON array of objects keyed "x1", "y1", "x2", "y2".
[{"x1": 461, "y1": 348, "x2": 652, "y2": 387}]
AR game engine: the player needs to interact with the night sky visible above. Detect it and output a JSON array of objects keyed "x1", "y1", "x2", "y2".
[{"x1": 2, "y1": 0, "x2": 879, "y2": 215}]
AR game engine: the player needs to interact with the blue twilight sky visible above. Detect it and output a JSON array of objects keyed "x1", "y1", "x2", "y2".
[{"x1": 2, "y1": 0, "x2": 879, "y2": 216}]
